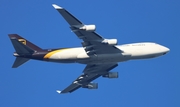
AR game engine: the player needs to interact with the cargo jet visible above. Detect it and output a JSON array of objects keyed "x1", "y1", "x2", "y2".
[{"x1": 9, "y1": 4, "x2": 170, "y2": 94}]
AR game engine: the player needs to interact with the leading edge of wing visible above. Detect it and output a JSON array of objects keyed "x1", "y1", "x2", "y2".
[{"x1": 52, "y1": 4, "x2": 83, "y2": 26}]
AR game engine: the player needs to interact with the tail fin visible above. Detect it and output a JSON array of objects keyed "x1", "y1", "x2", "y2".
[{"x1": 8, "y1": 34, "x2": 42, "y2": 68}]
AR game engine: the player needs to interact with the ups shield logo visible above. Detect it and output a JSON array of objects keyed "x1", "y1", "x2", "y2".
[{"x1": 18, "y1": 39, "x2": 26, "y2": 45}]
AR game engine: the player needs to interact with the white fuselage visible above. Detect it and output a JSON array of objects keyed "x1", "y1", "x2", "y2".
[{"x1": 44, "y1": 42, "x2": 169, "y2": 64}]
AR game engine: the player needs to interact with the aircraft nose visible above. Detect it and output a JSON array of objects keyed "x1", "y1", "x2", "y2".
[
  {"x1": 162, "y1": 46, "x2": 170, "y2": 52},
  {"x1": 160, "y1": 45, "x2": 170, "y2": 55}
]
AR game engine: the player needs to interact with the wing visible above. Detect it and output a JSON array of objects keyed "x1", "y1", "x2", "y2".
[
  {"x1": 52, "y1": 4, "x2": 122, "y2": 55},
  {"x1": 57, "y1": 63, "x2": 118, "y2": 94}
]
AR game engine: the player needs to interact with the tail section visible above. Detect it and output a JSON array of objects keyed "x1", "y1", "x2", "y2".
[{"x1": 8, "y1": 34, "x2": 42, "y2": 68}]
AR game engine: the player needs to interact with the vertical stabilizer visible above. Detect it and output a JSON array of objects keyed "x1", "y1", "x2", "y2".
[{"x1": 8, "y1": 34, "x2": 42, "y2": 53}]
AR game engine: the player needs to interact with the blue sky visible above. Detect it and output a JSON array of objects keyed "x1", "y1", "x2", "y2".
[{"x1": 1, "y1": 0, "x2": 180, "y2": 107}]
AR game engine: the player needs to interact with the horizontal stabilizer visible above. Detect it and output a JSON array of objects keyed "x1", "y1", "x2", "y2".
[{"x1": 12, "y1": 57, "x2": 29, "y2": 68}]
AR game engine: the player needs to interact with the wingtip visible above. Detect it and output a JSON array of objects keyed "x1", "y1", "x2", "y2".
[
  {"x1": 52, "y1": 4, "x2": 63, "y2": 9},
  {"x1": 56, "y1": 90, "x2": 61, "y2": 94}
]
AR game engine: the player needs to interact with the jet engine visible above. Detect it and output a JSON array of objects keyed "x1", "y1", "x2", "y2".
[
  {"x1": 102, "y1": 72, "x2": 118, "y2": 78},
  {"x1": 82, "y1": 83, "x2": 98, "y2": 89},
  {"x1": 102, "y1": 39, "x2": 118, "y2": 45},
  {"x1": 79, "y1": 25, "x2": 96, "y2": 32}
]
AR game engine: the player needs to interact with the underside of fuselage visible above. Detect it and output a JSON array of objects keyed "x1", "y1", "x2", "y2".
[
  {"x1": 44, "y1": 53, "x2": 131, "y2": 64},
  {"x1": 39, "y1": 42, "x2": 169, "y2": 64}
]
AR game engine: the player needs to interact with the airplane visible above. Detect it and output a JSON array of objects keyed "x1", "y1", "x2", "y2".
[{"x1": 8, "y1": 4, "x2": 170, "y2": 94}]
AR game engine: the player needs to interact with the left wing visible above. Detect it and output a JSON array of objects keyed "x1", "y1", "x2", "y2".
[
  {"x1": 57, "y1": 63, "x2": 118, "y2": 94},
  {"x1": 52, "y1": 4, "x2": 122, "y2": 55}
]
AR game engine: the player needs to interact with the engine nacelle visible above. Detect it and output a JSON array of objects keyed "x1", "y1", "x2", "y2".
[
  {"x1": 102, "y1": 39, "x2": 118, "y2": 45},
  {"x1": 79, "y1": 25, "x2": 96, "y2": 32},
  {"x1": 82, "y1": 83, "x2": 98, "y2": 89},
  {"x1": 103, "y1": 72, "x2": 118, "y2": 78}
]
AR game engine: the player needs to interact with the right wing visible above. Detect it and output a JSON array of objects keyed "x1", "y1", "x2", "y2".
[
  {"x1": 52, "y1": 4, "x2": 122, "y2": 55},
  {"x1": 57, "y1": 63, "x2": 118, "y2": 94}
]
